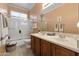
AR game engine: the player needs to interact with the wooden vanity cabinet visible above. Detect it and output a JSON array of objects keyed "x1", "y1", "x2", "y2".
[
  {"x1": 51, "y1": 43, "x2": 77, "y2": 56},
  {"x1": 31, "y1": 36, "x2": 35, "y2": 54},
  {"x1": 50, "y1": 44, "x2": 55, "y2": 56},
  {"x1": 31, "y1": 36, "x2": 41, "y2": 56},
  {"x1": 41, "y1": 40, "x2": 51, "y2": 56},
  {"x1": 31, "y1": 36, "x2": 78, "y2": 56},
  {"x1": 34, "y1": 37, "x2": 41, "y2": 56},
  {"x1": 55, "y1": 45, "x2": 76, "y2": 56}
]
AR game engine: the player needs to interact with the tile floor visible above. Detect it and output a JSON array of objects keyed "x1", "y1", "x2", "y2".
[{"x1": 2, "y1": 44, "x2": 34, "y2": 56}]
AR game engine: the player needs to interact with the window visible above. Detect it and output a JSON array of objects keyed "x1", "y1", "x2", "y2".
[
  {"x1": 42, "y1": 3, "x2": 53, "y2": 9},
  {"x1": 10, "y1": 11, "x2": 28, "y2": 20}
]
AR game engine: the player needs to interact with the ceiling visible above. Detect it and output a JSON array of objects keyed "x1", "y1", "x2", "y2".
[
  {"x1": 41, "y1": 3, "x2": 64, "y2": 14},
  {"x1": 8, "y1": 3, "x2": 64, "y2": 14},
  {"x1": 8, "y1": 3, "x2": 35, "y2": 10}
]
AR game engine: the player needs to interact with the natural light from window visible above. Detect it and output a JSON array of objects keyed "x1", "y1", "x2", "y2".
[
  {"x1": 42, "y1": 3, "x2": 53, "y2": 9},
  {"x1": 10, "y1": 11, "x2": 28, "y2": 20}
]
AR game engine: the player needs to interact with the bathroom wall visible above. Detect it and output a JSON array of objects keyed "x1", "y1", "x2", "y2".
[
  {"x1": 0, "y1": 3, "x2": 7, "y2": 9},
  {"x1": 0, "y1": 3, "x2": 32, "y2": 40},
  {"x1": 30, "y1": 3, "x2": 42, "y2": 33},
  {"x1": 0, "y1": 3, "x2": 8, "y2": 39},
  {"x1": 0, "y1": 3, "x2": 8, "y2": 10},
  {"x1": 29, "y1": 3, "x2": 79, "y2": 34},
  {"x1": 44, "y1": 3, "x2": 79, "y2": 34},
  {"x1": 0, "y1": 3, "x2": 42, "y2": 34},
  {"x1": 0, "y1": 3, "x2": 78, "y2": 34},
  {"x1": 0, "y1": 3, "x2": 8, "y2": 15}
]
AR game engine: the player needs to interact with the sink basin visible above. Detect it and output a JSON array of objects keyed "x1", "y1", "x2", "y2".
[
  {"x1": 38, "y1": 32, "x2": 46, "y2": 35},
  {"x1": 39, "y1": 32, "x2": 56, "y2": 36},
  {"x1": 55, "y1": 37, "x2": 66, "y2": 41},
  {"x1": 47, "y1": 33, "x2": 56, "y2": 36}
]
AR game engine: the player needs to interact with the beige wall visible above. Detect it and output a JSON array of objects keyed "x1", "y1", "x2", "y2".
[
  {"x1": 44, "y1": 3, "x2": 79, "y2": 34},
  {"x1": 0, "y1": 3, "x2": 78, "y2": 34},
  {"x1": 0, "y1": 3, "x2": 8, "y2": 9},
  {"x1": 0, "y1": 3, "x2": 8, "y2": 15}
]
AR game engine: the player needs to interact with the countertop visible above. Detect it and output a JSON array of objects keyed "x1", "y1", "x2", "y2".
[{"x1": 31, "y1": 33, "x2": 79, "y2": 53}]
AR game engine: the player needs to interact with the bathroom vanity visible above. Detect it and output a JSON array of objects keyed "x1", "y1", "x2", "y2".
[{"x1": 31, "y1": 32, "x2": 79, "y2": 56}]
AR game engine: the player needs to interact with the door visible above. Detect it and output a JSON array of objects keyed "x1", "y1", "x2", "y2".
[
  {"x1": 51, "y1": 43, "x2": 55, "y2": 56},
  {"x1": 41, "y1": 40, "x2": 51, "y2": 56},
  {"x1": 34, "y1": 37, "x2": 41, "y2": 56},
  {"x1": 31, "y1": 36, "x2": 35, "y2": 54}
]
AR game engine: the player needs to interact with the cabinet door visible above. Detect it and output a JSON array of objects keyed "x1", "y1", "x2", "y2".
[
  {"x1": 55, "y1": 45, "x2": 76, "y2": 56},
  {"x1": 51, "y1": 44, "x2": 55, "y2": 56},
  {"x1": 41, "y1": 40, "x2": 51, "y2": 56},
  {"x1": 31, "y1": 36, "x2": 35, "y2": 53},
  {"x1": 34, "y1": 37, "x2": 41, "y2": 56}
]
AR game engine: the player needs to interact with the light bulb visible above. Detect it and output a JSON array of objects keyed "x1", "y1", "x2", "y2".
[{"x1": 77, "y1": 22, "x2": 79, "y2": 28}]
